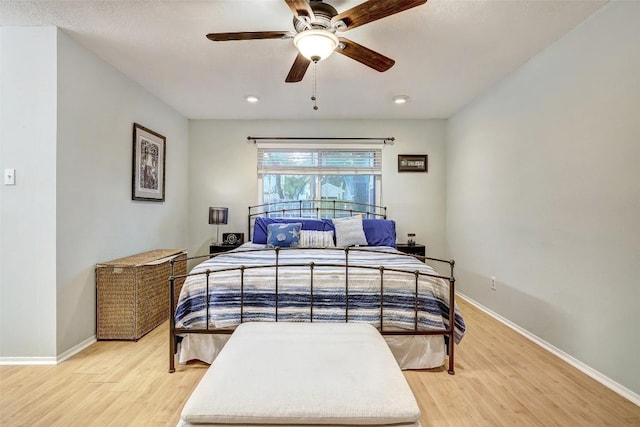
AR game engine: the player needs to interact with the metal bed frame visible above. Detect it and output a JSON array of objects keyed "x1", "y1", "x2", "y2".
[{"x1": 168, "y1": 201, "x2": 457, "y2": 375}]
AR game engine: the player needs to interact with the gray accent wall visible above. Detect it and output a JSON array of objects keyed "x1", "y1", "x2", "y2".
[
  {"x1": 55, "y1": 31, "x2": 189, "y2": 355},
  {"x1": 446, "y1": 2, "x2": 640, "y2": 395}
]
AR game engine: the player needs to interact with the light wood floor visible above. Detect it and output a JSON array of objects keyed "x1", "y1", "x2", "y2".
[{"x1": 1, "y1": 299, "x2": 638, "y2": 426}]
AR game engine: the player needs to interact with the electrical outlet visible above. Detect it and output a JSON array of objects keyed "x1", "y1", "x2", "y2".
[{"x1": 491, "y1": 276, "x2": 497, "y2": 291}]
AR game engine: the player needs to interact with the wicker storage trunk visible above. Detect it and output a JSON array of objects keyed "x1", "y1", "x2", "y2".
[{"x1": 96, "y1": 249, "x2": 187, "y2": 340}]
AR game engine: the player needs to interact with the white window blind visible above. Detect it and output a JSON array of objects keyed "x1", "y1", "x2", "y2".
[{"x1": 257, "y1": 148, "x2": 382, "y2": 176}]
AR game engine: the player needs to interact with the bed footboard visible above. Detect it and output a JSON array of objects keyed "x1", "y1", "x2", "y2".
[{"x1": 169, "y1": 247, "x2": 458, "y2": 375}]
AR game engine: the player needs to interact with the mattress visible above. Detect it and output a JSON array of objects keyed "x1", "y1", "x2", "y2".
[{"x1": 178, "y1": 322, "x2": 421, "y2": 426}]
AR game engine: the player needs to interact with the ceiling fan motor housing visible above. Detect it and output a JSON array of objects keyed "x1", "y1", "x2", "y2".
[{"x1": 293, "y1": 1, "x2": 339, "y2": 32}]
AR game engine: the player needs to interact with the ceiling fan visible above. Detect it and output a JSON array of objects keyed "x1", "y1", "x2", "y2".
[{"x1": 205, "y1": 0, "x2": 427, "y2": 83}]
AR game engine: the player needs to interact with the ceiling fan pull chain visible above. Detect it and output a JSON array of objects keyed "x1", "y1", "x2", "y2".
[{"x1": 311, "y1": 60, "x2": 319, "y2": 111}]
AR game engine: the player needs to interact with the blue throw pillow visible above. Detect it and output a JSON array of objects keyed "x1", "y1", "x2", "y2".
[
  {"x1": 266, "y1": 222, "x2": 302, "y2": 248},
  {"x1": 362, "y1": 219, "x2": 397, "y2": 247}
]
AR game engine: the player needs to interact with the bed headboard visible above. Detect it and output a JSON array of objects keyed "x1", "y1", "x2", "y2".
[{"x1": 247, "y1": 199, "x2": 387, "y2": 240}]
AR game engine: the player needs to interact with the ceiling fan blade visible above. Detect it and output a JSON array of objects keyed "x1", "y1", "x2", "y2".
[
  {"x1": 285, "y1": 53, "x2": 311, "y2": 83},
  {"x1": 332, "y1": 0, "x2": 427, "y2": 31},
  {"x1": 206, "y1": 31, "x2": 293, "y2": 42},
  {"x1": 336, "y1": 37, "x2": 395, "y2": 72},
  {"x1": 284, "y1": 0, "x2": 315, "y2": 22}
]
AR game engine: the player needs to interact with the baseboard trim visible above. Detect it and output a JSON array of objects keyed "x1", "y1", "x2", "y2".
[
  {"x1": 0, "y1": 357, "x2": 57, "y2": 366},
  {"x1": 0, "y1": 335, "x2": 96, "y2": 366},
  {"x1": 457, "y1": 292, "x2": 640, "y2": 407},
  {"x1": 57, "y1": 335, "x2": 97, "y2": 364}
]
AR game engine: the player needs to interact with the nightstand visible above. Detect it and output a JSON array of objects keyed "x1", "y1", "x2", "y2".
[
  {"x1": 396, "y1": 243, "x2": 426, "y2": 261},
  {"x1": 210, "y1": 243, "x2": 241, "y2": 256}
]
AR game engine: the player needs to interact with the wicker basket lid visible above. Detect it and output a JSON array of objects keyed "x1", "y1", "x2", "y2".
[{"x1": 96, "y1": 249, "x2": 185, "y2": 267}]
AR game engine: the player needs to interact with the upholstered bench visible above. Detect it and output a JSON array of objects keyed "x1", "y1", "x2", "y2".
[{"x1": 177, "y1": 322, "x2": 421, "y2": 427}]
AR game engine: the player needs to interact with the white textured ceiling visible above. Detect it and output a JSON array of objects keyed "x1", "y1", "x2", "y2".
[{"x1": 1, "y1": 0, "x2": 607, "y2": 119}]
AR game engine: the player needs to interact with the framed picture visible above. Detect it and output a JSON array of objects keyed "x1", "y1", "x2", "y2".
[
  {"x1": 398, "y1": 154, "x2": 428, "y2": 172},
  {"x1": 132, "y1": 123, "x2": 166, "y2": 201}
]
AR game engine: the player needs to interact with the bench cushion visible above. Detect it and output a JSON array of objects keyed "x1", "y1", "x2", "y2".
[{"x1": 180, "y1": 322, "x2": 421, "y2": 426}]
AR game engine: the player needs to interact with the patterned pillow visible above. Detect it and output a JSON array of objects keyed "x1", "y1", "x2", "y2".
[
  {"x1": 332, "y1": 215, "x2": 367, "y2": 247},
  {"x1": 266, "y1": 222, "x2": 302, "y2": 248},
  {"x1": 299, "y1": 230, "x2": 335, "y2": 248}
]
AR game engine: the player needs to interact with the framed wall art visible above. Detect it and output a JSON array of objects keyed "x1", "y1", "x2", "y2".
[
  {"x1": 132, "y1": 123, "x2": 166, "y2": 201},
  {"x1": 398, "y1": 154, "x2": 428, "y2": 173}
]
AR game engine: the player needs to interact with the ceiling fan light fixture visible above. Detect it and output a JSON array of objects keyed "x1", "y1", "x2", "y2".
[
  {"x1": 393, "y1": 95, "x2": 410, "y2": 104},
  {"x1": 294, "y1": 29, "x2": 339, "y2": 62}
]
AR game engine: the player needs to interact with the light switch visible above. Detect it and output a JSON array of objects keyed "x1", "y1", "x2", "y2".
[{"x1": 4, "y1": 169, "x2": 16, "y2": 185}]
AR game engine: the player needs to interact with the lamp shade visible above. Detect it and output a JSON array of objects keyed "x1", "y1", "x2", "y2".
[
  {"x1": 209, "y1": 207, "x2": 228, "y2": 225},
  {"x1": 293, "y1": 29, "x2": 339, "y2": 62}
]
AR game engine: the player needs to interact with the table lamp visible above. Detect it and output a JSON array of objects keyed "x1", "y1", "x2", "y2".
[{"x1": 209, "y1": 207, "x2": 228, "y2": 244}]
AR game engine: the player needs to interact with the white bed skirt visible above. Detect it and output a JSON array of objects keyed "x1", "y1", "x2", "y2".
[{"x1": 178, "y1": 331, "x2": 445, "y2": 370}]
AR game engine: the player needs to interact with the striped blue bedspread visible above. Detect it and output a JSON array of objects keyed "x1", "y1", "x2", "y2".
[{"x1": 175, "y1": 245, "x2": 466, "y2": 343}]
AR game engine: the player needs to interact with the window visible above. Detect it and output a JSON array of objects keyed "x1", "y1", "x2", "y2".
[{"x1": 257, "y1": 148, "x2": 382, "y2": 216}]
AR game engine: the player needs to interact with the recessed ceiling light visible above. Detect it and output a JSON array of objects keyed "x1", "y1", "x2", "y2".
[
  {"x1": 393, "y1": 95, "x2": 409, "y2": 104},
  {"x1": 246, "y1": 95, "x2": 259, "y2": 103}
]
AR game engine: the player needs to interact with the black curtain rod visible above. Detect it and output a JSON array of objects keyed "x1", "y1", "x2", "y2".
[{"x1": 247, "y1": 136, "x2": 395, "y2": 144}]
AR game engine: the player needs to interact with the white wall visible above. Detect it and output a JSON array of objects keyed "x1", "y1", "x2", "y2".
[
  {"x1": 0, "y1": 27, "x2": 59, "y2": 358},
  {"x1": 188, "y1": 119, "x2": 447, "y2": 263},
  {"x1": 446, "y1": 1, "x2": 640, "y2": 396},
  {"x1": 55, "y1": 31, "x2": 189, "y2": 354},
  {"x1": 0, "y1": 27, "x2": 189, "y2": 359}
]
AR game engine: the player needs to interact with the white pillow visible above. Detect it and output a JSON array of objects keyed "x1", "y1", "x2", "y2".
[
  {"x1": 299, "y1": 230, "x2": 335, "y2": 248},
  {"x1": 332, "y1": 216, "x2": 367, "y2": 247}
]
